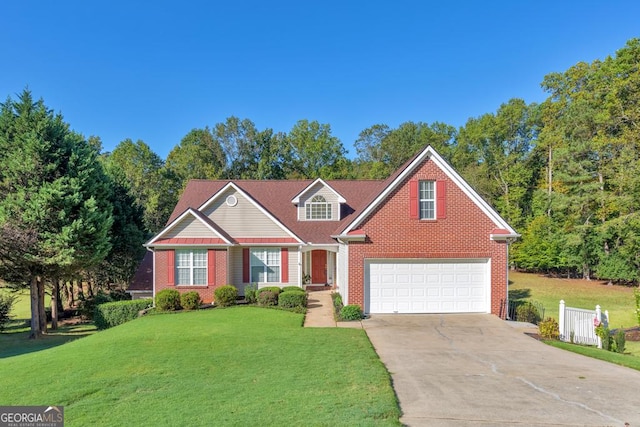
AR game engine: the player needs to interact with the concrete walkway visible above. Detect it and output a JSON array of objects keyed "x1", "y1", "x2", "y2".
[{"x1": 303, "y1": 290, "x2": 362, "y2": 328}]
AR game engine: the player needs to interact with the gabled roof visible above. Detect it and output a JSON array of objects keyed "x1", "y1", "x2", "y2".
[
  {"x1": 340, "y1": 145, "x2": 518, "y2": 236},
  {"x1": 198, "y1": 182, "x2": 304, "y2": 244},
  {"x1": 290, "y1": 178, "x2": 346, "y2": 204},
  {"x1": 146, "y1": 207, "x2": 234, "y2": 246},
  {"x1": 162, "y1": 145, "x2": 518, "y2": 245},
  {"x1": 166, "y1": 179, "x2": 384, "y2": 244}
]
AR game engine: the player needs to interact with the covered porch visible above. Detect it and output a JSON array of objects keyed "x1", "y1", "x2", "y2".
[{"x1": 301, "y1": 246, "x2": 337, "y2": 290}]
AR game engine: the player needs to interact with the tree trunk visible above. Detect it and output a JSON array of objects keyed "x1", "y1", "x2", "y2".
[
  {"x1": 29, "y1": 276, "x2": 43, "y2": 339},
  {"x1": 38, "y1": 277, "x2": 47, "y2": 333},
  {"x1": 51, "y1": 279, "x2": 59, "y2": 330},
  {"x1": 63, "y1": 281, "x2": 71, "y2": 309}
]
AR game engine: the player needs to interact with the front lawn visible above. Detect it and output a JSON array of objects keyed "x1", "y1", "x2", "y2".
[
  {"x1": 546, "y1": 340, "x2": 640, "y2": 371},
  {"x1": 0, "y1": 307, "x2": 400, "y2": 426},
  {"x1": 509, "y1": 271, "x2": 637, "y2": 329},
  {"x1": 509, "y1": 271, "x2": 640, "y2": 370}
]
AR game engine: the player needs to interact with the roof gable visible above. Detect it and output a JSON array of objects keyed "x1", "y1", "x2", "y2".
[
  {"x1": 198, "y1": 182, "x2": 304, "y2": 243},
  {"x1": 291, "y1": 178, "x2": 346, "y2": 204},
  {"x1": 341, "y1": 145, "x2": 518, "y2": 236},
  {"x1": 146, "y1": 208, "x2": 233, "y2": 246}
]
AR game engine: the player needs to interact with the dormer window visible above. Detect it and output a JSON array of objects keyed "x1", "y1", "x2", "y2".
[{"x1": 306, "y1": 195, "x2": 332, "y2": 220}]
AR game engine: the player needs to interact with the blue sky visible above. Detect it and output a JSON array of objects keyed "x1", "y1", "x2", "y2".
[{"x1": 2, "y1": 1, "x2": 638, "y2": 159}]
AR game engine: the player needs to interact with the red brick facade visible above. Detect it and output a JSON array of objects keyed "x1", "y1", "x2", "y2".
[
  {"x1": 347, "y1": 158, "x2": 509, "y2": 317},
  {"x1": 154, "y1": 248, "x2": 228, "y2": 304}
]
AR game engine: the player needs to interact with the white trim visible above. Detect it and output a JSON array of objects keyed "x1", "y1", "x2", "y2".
[
  {"x1": 145, "y1": 208, "x2": 233, "y2": 246},
  {"x1": 490, "y1": 233, "x2": 520, "y2": 241},
  {"x1": 341, "y1": 145, "x2": 517, "y2": 235},
  {"x1": 291, "y1": 178, "x2": 346, "y2": 204},
  {"x1": 199, "y1": 182, "x2": 304, "y2": 244}
]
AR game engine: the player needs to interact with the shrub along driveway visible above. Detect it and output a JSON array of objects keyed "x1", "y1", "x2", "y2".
[{"x1": 363, "y1": 314, "x2": 640, "y2": 426}]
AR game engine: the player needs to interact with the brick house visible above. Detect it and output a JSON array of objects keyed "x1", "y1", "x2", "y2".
[{"x1": 134, "y1": 145, "x2": 518, "y2": 316}]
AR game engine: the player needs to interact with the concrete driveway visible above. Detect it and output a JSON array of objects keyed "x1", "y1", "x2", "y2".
[{"x1": 363, "y1": 314, "x2": 640, "y2": 426}]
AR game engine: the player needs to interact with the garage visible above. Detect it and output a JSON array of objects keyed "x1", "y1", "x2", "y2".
[{"x1": 366, "y1": 259, "x2": 490, "y2": 314}]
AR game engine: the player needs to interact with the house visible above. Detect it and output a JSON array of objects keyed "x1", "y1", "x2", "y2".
[{"x1": 134, "y1": 145, "x2": 519, "y2": 316}]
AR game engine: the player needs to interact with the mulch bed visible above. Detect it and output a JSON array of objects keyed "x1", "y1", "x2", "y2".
[{"x1": 624, "y1": 327, "x2": 640, "y2": 341}]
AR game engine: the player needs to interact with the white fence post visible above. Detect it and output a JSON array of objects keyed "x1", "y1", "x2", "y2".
[
  {"x1": 595, "y1": 305, "x2": 602, "y2": 349},
  {"x1": 559, "y1": 300, "x2": 566, "y2": 341}
]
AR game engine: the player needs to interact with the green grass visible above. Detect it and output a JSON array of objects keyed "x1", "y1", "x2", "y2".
[
  {"x1": 509, "y1": 271, "x2": 637, "y2": 329},
  {"x1": 546, "y1": 340, "x2": 640, "y2": 371},
  {"x1": 509, "y1": 272, "x2": 640, "y2": 370},
  {"x1": 0, "y1": 307, "x2": 400, "y2": 426}
]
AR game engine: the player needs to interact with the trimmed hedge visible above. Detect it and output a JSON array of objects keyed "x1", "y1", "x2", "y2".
[
  {"x1": 155, "y1": 289, "x2": 182, "y2": 311},
  {"x1": 257, "y1": 290, "x2": 278, "y2": 307},
  {"x1": 214, "y1": 285, "x2": 238, "y2": 307},
  {"x1": 244, "y1": 283, "x2": 258, "y2": 304},
  {"x1": 340, "y1": 304, "x2": 363, "y2": 321},
  {"x1": 278, "y1": 291, "x2": 308, "y2": 308},
  {"x1": 281, "y1": 286, "x2": 305, "y2": 293},
  {"x1": 258, "y1": 286, "x2": 282, "y2": 296},
  {"x1": 180, "y1": 291, "x2": 202, "y2": 310},
  {"x1": 94, "y1": 299, "x2": 153, "y2": 329}
]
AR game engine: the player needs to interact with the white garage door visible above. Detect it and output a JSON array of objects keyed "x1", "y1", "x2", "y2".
[{"x1": 366, "y1": 259, "x2": 490, "y2": 314}]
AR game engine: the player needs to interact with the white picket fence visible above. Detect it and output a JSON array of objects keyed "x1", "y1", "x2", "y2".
[{"x1": 558, "y1": 300, "x2": 609, "y2": 348}]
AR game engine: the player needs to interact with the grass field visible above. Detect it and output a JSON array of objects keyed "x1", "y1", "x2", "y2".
[
  {"x1": 508, "y1": 271, "x2": 638, "y2": 329},
  {"x1": 0, "y1": 306, "x2": 401, "y2": 426},
  {"x1": 509, "y1": 271, "x2": 640, "y2": 363}
]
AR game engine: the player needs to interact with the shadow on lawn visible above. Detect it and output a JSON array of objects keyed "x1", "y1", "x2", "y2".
[
  {"x1": 0, "y1": 319, "x2": 96, "y2": 359},
  {"x1": 508, "y1": 288, "x2": 531, "y2": 300}
]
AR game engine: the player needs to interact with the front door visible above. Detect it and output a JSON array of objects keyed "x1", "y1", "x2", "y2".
[{"x1": 311, "y1": 250, "x2": 327, "y2": 284}]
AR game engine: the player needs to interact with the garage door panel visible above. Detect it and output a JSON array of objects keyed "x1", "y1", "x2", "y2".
[{"x1": 367, "y1": 259, "x2": 489, "y2": 314}]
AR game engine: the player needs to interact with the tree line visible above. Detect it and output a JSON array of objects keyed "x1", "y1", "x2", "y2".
[
  {"x1": 1, "y1": 38, "x2": 638, "y2": 338},
  {"x1": 109, "y1": 39, "x2": 640, "y2": 284}
]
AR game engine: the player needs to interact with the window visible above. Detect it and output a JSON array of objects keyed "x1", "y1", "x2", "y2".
[
  {"x1": 176, "y1": 249, "x2": 207, "y2": 285},
  {"x1": 419, "y1": 180, "x2": 435, "y2": 219},
  {"x1": 305, "y1": 195, "x2": 332, "y2": 220},
  {"x1": 250, "y1": 248, "x2": 281, "y2": 282}
]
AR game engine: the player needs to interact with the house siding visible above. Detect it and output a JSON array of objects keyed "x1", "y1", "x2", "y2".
[
  {"x1": 163, "y1": 216, "x2": 213, "y2": 238},
  {"x1": 154, "y1": 248, "x2": 228, "y2": 304},
  {"x1": 347, "y1": 158, "x2": 509, "y2": 317},
  {"x1": 230, "y1": 246, "x2": 300, "y2": 293},
  {"x1": 202, "y1": 187, "x2": 290, "y2": 237},
  {"x1": 297, "y1": 182, "x2": 340, "y2": 221}
]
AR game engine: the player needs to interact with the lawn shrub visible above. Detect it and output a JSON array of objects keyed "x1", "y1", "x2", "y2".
[
  {"x1": 281, "y1": 286, "x2": 305, "y2": 293},
  {"x1": 278, "y1": 291, "x2": 308, "y2": 308},
  {"x1": 340, "y1": 304, "x2": 363, "y2": 321},
  {"x1": 155, "y1": 289, "x2": 182, "y2": 311},
  {"x1": 257, "y1": 290, "x2": 278, "y2": 307},
  {"x1": 94, "y1": 299, "x2": 153, "y2": 329},
  {"x1": 214, "y1": 285, "x2": 238, "y2": 307},
  {"x1": 538, "y1": 317, "x2": 559, "y2": 340},
  {"x1": 78, "y1": 291, "x2": 112, "y2": 319},
  {"x1": 244, "y1": 283, "x2": 258, "y2": 304},
  {"x1": 180, "y1": 291, "x2": 202, "y2": 310},
  {"x1": 332, "y1": 293, "x2": 343, "y2": 310},
  {"x1": 595, "y1": 323, "x2": 612, "y2": 351},
  {"x1": 259, "y1": 286, "x2": 281, "y2": 296},
  {"x1": 0, "y1": 293, "x2": 17, "y2": 331},
  {"x1": 613, "y1": 329, "x2": 626, "y2": 354},
  {"x1": 78, "y1": 289, "x2": 132, "y2": 320},
  {"x1": 515, "y1": 301, "x2": 540, "y2": 324}
]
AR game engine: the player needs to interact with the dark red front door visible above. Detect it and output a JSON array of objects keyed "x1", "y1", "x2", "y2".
[{"x1": 311, "y1": 250, "x2": 327, "y2": 284}]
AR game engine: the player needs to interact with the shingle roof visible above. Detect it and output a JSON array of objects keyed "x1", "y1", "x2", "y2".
[{"x1": 167, "y1": 179, "x2": 387, "y2": 244}]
